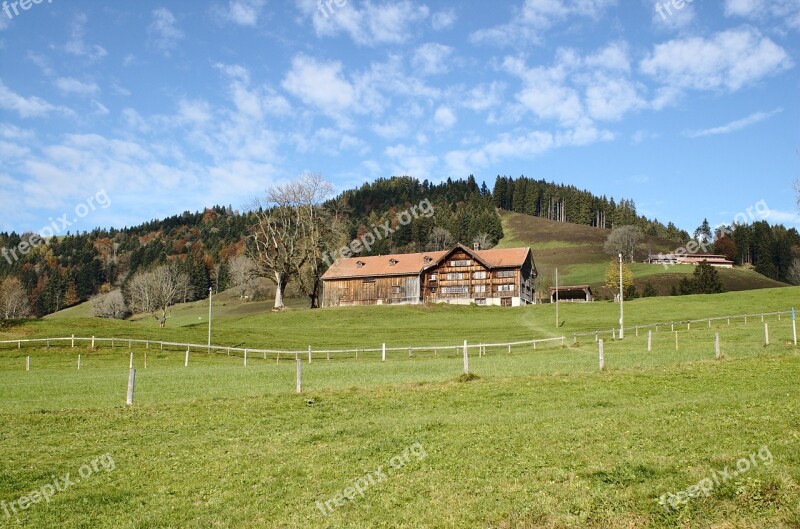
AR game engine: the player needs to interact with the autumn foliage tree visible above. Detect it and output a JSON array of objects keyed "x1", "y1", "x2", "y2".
[{"x1": 604, "y1": 259, "x2": 633, "y2": 301}]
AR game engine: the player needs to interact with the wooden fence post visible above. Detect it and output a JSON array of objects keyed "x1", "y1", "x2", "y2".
[
  {"x1": 129, "y1": 352, "x2": 134, "y2": 370},
  {"x1": 327, "y1": 350, "x2": 331, "y2": 361},
  {"x1": 598, "y1": 340, "x2": 604, "y2": 371},
  {"x1": 764, "y1": 323, "x2": 769, "y2": 346},
  {"x1": 26, "y1": 355, "x2": 30, "y2": 371},
  {"x1": 382, "y1": 343, "x2": 386, "y2": 362},
  {"x1": 715, "y1": 333, "x2": 721, "y2": 360},
  {"x1": 144, "y1": 351, "x2": 147, "y2": 369},
  {"x1": 463, "y1": 340, "x2": 469, "y2": 374},
  {"x1": 648, "y1": 330, "x2": 652, "y2": 353},
  {"x1": 126, "y1": 369, "x2": 136, "y2": 406},
  {"x1": 308, "y1": 345, "x2": 312, "y2": 364},
  {"x1": 244, "y1": 349, "x2": 248, "y2": 367},
  {"x1": 793, "y1": 308, "x2": 797, "y2": 346},
  {"x1": 185, "y1": 348, "x2": 189, "y2": 367},
  {"x1": 296, "y1": 357, "x2": 302, "y2": 394},
  {"x1": 78, "y1": 354, "x2": 81, "y2": 370},
  {"x1": 675, "y1": 331, "x2": 679, "y2": 351},
  {"x1": 91, "y1": 336, "x2": 95, "y2": 349},
  {"x1": 71, "y1": 334, "x2": 75, "y2": 348}
]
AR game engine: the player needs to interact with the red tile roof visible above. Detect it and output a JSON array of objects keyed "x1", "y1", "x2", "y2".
[{"x1": 322, "y1": 246, "x2": 531, "y2": 280}]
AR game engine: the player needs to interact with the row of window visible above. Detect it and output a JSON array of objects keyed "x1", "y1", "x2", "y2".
[
  {"x1": 430, "y1": 270, "x2": 515, "y2": 281},
  {"x1": 438, "y1": 284, "x2": 515, "y2": 294}
]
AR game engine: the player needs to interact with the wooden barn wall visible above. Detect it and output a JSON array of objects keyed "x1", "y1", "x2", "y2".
[{"x1": 322, "y1": 275, "x2": 420, "y2": 306}]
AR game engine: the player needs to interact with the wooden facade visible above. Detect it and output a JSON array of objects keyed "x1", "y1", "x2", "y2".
[{"x1": 321, "y1": 245, "x2": 537, "y2": 308}]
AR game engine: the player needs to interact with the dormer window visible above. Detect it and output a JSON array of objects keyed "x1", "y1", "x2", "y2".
[
  {"x1": 423, "y1": 256, "x2": 432, "y2": 263},
  {"x1": 356, "y1": 261, "x2": 365, "y2": 268},
  {"x1": 389, "y1": 259, "x2": 398, "y2": 266}
]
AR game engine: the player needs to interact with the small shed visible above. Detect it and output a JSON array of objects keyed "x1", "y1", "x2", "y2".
[{"x1": 550, "y1": 285, "x2": 593, "y2": 303}]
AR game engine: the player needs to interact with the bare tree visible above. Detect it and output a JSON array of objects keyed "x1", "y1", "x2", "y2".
[
  {"x1": 229, "y1": 255, "x2": 258, "y2": 299},
  {"x1": 92, "y1": 290, "x2": 129, "y2": 319},
  {"x1": 250, "y1": 173, "x2": 334, "y2": 310},
  {"x1": 472, "y1": 232, "x2": 495, "y2": 250},
  {"x1": 428, "y1": 227, "x2": 454, "y2": 251},
  {"x1": 0, "y1": 277, "x2": 31, "y2": 319},
  {"x1": 795, "y1": 179, "x2": 800, "y2": 212},
  {"x1": 126, "y1": 264, "x2": 189, "y2": 328},
  {"x1": 603, "y1": 225, "x2": 643, "y2": 263}
]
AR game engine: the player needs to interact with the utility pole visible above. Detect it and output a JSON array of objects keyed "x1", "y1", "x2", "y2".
[
  {"x1": 619, "y1": 253, "x2": 624, "y2": 339},
  {"x1": 555, "y1": 268, "x2": 559, "y2": 328},
  {"x1": 207, "y1": 286, "x2": 213, "y2": 352}
]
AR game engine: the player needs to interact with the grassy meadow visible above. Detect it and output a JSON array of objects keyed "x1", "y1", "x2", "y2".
[
  {"x1": 497, "y1": 210, "x2": 788, "y2": 295},
  {"x1": 1, "y1": 288, "x2": 800, "y2": 527}
]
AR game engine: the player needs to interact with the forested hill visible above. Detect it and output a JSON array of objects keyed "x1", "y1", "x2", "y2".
[
  {"x1": 0, "y1": 175, "x2": 795, "y2": 318},
  {"x1": 493, "y1": 176, "x2": 690, "y2": 242}
]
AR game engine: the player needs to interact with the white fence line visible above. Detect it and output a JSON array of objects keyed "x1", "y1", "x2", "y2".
[
  {"x1": 0, "y1": 335, "x2": 567, "y2": 358},
  {"x1": 0, "y1": 309, "x2": 792, "y2": 359},
  {"x1": 571, "y1": 310, "x2": 792, "y2": 341}
]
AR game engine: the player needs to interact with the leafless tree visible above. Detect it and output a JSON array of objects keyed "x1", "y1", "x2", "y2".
[
  {"x1": 92, "y1": 290, "x2": 129, "y2": 319},
  {"x1": 472, "y1": 232, "x2": 495, "y2": 250},
  {"x1": 228, "y1": 255, "x2": 258, "y2": 299},
  {"x1": 603, "y1": 225, "x2": 643, "y2": 263},
  {"x1": 428, "y1": 227, "x2": 454, "y2": 251},
  {"x1": 0, "y1": 277, "x2": 31, "y2": 319},
  {"x1": 250, "y1": 173, "x2": 334, "y2": 310},
  {"x1": 126, "y1": 264, "x2": 189, "y2": 328}
]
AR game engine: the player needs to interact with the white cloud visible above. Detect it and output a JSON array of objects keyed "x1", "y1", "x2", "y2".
[
  {"x1": 724, "y1": 0, "x2": 800, "y2": 29},
  {"x1": 764, "y1": 208, "x2": 800, "y2": 225},
  {"x1": 282, "y1": 55, "x2": 356, "y2": 118},
  {"x1": 640, "y1": 28, "x2": 793, "y2": 95},
  {"x1": 471, "y1": 0, "x2": 617, "y2": 46},
  {"x1": 297, "y1": 0, "x2": 429, "y2": 46},
  {"x1": 584, "y1": 42, "x2": 630, "y2": 72},
  {"x1": 463, "y1": 82, "x2": 505, "y2": 112},
  {"x1": 0, "y1": 82, "x2": 71, "y2": 118},
  {"x1": 55, "y1": 77, "x2": 100, "y2": 96},
  {"x1": 434, "y1": 106, "x2": 456, "y2": 129},
  {"x1": 631, "y1": 130, "x2": 659, "y2": 144},
  {"x1": 215, "y1": 0, "x2": 267, "y2": 26},
  {"x1": 148, "y1": 8, "x2": 184, "y2": 54},
  {"x1": 431, "y1": 9, "x2": 457, "y2": 30},
  {"x1": 63, "y1": 13, "x2": 108, "y2": 60},
  {"x1": 385, "y1": 144, "x2": 438, "y2": 179},
  {"x1": 683, "y1": 108, "x2": 783, "y2": 138},
  {"x1": 411, "y1": 43, "x2": 454, "y2": 75},
  {"x1": 444, "y1": 126, "x2": 612, "y2": 175}
]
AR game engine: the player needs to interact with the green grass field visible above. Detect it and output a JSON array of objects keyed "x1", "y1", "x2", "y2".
[{"x1": 2, "y1": 288, "x2": 800, "y2": 527}]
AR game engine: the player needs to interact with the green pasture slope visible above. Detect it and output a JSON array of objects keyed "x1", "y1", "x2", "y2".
[
  {"x1": 1, "y1": 288, "x2": 800, "y2": 527},
  {"x1": 497, "y1": 210, "x2": 787, "y2": 295}
]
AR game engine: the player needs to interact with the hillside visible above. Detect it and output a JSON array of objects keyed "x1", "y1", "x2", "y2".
[{"x1": 496, "y1": 209, "x2": 788, "y2": 297}]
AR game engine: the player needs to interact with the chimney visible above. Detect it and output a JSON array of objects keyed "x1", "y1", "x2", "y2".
[{"x1": 473, "y1": 242, "x2": 480, "y2": 251}]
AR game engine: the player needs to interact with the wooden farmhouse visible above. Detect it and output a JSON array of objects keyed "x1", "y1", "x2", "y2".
[{"x1": 321, "y1": 244, "x2": 537, "y2": 308}]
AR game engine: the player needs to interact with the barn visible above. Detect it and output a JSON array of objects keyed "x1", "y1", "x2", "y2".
[{"x1": 321, "y1": 245, "x2": 537, "y2": 308}]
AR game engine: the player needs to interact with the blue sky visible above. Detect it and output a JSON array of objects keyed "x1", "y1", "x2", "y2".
[{"x1": 0, "y1": 0, "x2": 798, "y2": 236}]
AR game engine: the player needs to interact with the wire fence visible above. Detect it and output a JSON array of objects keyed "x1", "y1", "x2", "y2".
[
  {"x1": 0, "y1": 308, "x2": 796, "y2": 410},
  {"x1": 0, "y1": 334, "x2": 568, "y2": 361}
]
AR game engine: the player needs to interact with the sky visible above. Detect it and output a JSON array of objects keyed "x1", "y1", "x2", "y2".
[{"x1": 0, "y1": 0, "x2": 798, "y2": 237}]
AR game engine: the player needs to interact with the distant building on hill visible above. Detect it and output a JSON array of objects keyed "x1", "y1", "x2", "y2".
[
  {"x1": 321, "y1": 244, "x2": 537, "y2": 307},
  {"x1": 647, "y1": 253, "x2": 734, "y2": 268}
]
